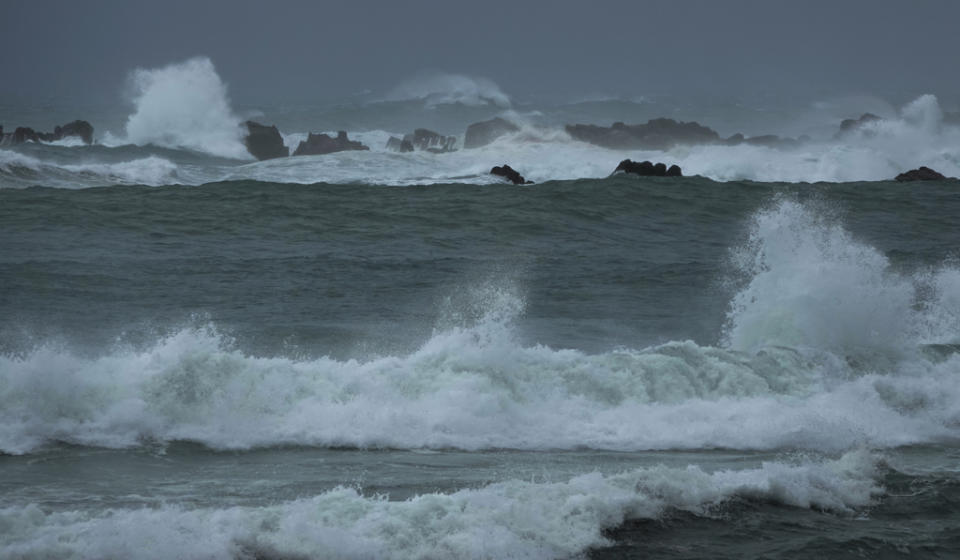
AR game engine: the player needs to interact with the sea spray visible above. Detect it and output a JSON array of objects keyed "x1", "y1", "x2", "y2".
[
  {"x1": 723, "y1": 199, "x2": 960, "y2": 366},
  {"x1": 122, "y1": 57, "x2": 250, "y2": 159},
  {"x1": 384, "y1": 72, "x2": 512, "y2": 108}
]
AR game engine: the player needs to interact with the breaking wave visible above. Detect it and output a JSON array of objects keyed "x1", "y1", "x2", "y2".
[
  {"x1": 117, "y1": 57, "x2": 250, "y2": 159},
  {"x1": 2, "y1": 200, "x2": 959, "y2": 455},
  {"x1": 0, "y1": 449, "x2": 882, "y2": 559},
  {"x1": 383, "y1": 72, "x2": 512, "y2": 108},
  {"x1": 0, "y1": 150, "x2": 180, "y2": 188}
]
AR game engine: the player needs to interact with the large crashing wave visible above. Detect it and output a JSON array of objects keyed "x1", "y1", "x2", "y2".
[
  {"x1": 118, "y1": 57, "x2": 250, "y2": 159},
  {"x1": 1, "y1": 200, "x2": 959, "y2": 455}
]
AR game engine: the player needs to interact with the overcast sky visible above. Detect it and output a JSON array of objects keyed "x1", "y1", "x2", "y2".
[{"x1": 2, "y1": 0, "x2": 958, "y2": 106}]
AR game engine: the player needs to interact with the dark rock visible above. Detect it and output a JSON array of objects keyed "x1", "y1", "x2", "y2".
[
  {"x1": 464, "y1": 118, "x2": 520, "y2": 149},
  {"x1": 410, "y1": 129, "x2": 457, "y2": 152},
  {"x1": 244, "y1": 121, "x2": 288, "y2": 160},
  {"x1": 722, "y1": 132, "x2": 803, "y2": 149},
  {"x1": 895, "y1": 166, "x2": 947, "y2": 182},
  {"x1": 723, "y1": 133, "x2": 745, "y2": 145},
  {"x1": 566, "y1": 118, "x2": 720, "y2": 150},
  {"x1": 386, "y1": 136, "x2": 414, "y2": 153},
  {"x1": 613, "y1": 159, "x2": 683, "y2": 177},
  {"x1": 13, "y1": 127, "x2": 39, "y2": 144},
  {"x1": 387, "y1": 129, "x2": 456, "y2": 153},
  {"x1": 3, "y1": 120, "x2": 95, "y2": 145},
  {"x1": 490, "y1": 164, "x2": 531, "y2": 185},
  {"x1": 837, "y1": 113, "x2": 882, "y2": 137},
  {"x1": 293, "y1": 130, "x2": 369, "y2": 156},
  {"x1": 743, "y1": 134, "x2": 802, "y2": 149},
  {"x1": 54, "y1": 120, "x2": 94, "y2": 144}
]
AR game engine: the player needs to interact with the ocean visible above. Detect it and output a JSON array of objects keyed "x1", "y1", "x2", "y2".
[{"x1": 1, "y1": 58, "x2": 959, "y2": 559}]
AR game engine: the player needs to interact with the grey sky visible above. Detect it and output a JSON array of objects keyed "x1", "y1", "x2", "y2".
[{"x1": 2, "y1": 0, "x2": 958, "y2": 106}]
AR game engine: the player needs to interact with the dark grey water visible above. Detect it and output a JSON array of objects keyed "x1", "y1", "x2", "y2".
[{"x1": 2, "y1": 175, "x2": 959, "y2": 558}]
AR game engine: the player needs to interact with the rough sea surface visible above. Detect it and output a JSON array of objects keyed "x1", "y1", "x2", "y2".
[{"x1": 2, "y1": 58, "x2": 959, "y2": 559}]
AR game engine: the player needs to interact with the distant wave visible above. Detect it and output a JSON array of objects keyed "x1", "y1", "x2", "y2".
[
  {"x1": 0, "y1": 149, "x2": 180, "y2": 188},
  {"x1": 381, "y1": 72, "x2": 512, "y2": 108}
]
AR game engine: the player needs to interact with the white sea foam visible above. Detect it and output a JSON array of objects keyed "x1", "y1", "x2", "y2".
[
  {"x1": 60, "y1": 156, "x2": 180, "y2": 186},
  {"x1": 0, "y1": 150, "x2": 180, "y2": 188},
  {"x1": 0, "y1": 149, "x2": 41, "y2": 172},
  {"x1": 3, "y1": 202, "x2": 960, "y2": 456},
  {"x1": 0, "y1": 449, "x2": 881, "y2": 559},
  {"x1": 120, "y1": 57, "x2": 250, "y2": 159}
]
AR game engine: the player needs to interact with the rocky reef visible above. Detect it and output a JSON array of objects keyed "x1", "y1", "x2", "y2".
[
  {"x1": 613, "y1": 159, "x2": 682, "y2": 177},
  {"x1": 386, "y1": 129, "x2": 457, "y2": 153},
  {"x1": 0, "y1": 120, "x2": 94, "y2": 146},
  {"x1": 292, "y1": 131, "x2": 368, "y2": 156}
]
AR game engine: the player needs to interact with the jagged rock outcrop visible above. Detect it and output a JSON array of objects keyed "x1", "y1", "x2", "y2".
[
  {"x1": 292, "y1": 131, "x2": 369, "y2": 156},
  {"x1": 0, "y1": 120, "x2": 94, "y2": 145},
  {"x1": 386, "y1": 128, "x2": 457, "y2": 153},
  {"x1": 895, "y1": 167, "x2": 947, "y2": 182},
  {"x1": 566, "y1": 119, "x2": 720, "y2": 150},
  {"x1": 490, "y1": 164, "x2": 531, "y2": 185},
  {"x1": 613, "y1": 159, "x2": 682, "y2": 177},
  {"x1": 836, "y1": 113, "x2": 882, "y2": 137},
  {"x1": 244, "y1": 121, "x2": 288, "y2": 160},
  {"x1": 464, "y1": 118, "x2": 519, "y2": 149},
  {"x1": 386, "y1": 136, "x2": 414, "y2": 153},
  {"x1": 51, "y1": 120, "x2": 95, "y2": 144}
]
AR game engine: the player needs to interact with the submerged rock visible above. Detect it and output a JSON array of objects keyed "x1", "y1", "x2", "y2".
[
  {"x1": 490, "y1": 164, "x2": 531, "y2": 184},
  {"x1": 566, "y1": 119, "x2": 719, "y2": 150},
  {"x1": 386, "y1": 128, "x2": 457, "y2": 153},
  {"x1": 895, "y1": 167, "x2": 947, "y2": 182},
  {"x1": 386, "y1": 136, "x2": 414, "y2": 153},
  {"x1": 836, "y1": 113, "x2": 882, "y2": 137},
  {"x1": 0, "y1": 120, "x2": 94, "y2": 145},
  {"x1": 293, "y1": 131, "x2": 369, "y2": 156},
  {"x1": 613, "y1": 159, "x2": 682, "y2": 177},
  {"x1": 464, "y1": 118, "x2": 519, "y2": 149},
  {"x1": 13, "y1": 127, "x2": 38, "y2": 144},
  {"x1": 244, "y1": 121, "x2": 288, "y2": 160},
  {"x1": 50, "y1": 120, "x2": 95, "y2": 145}
]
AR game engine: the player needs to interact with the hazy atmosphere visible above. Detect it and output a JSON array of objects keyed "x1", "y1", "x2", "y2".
[{"x1": 3, "y1": 0, "x2": 959, "y2": 105}]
